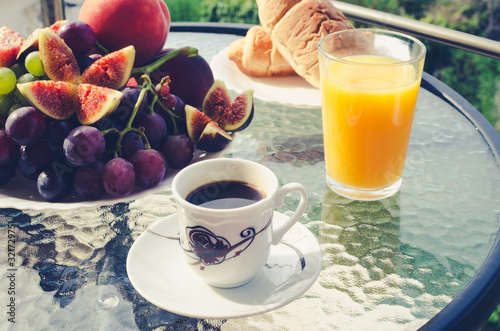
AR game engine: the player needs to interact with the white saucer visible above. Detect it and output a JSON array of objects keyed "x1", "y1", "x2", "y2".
[
  {"x1": 126, "y1": 211, "x2": 322, "y2": 319},
  {"x1": 210, "y1": 48, "x2": 321, "y2": 108}
]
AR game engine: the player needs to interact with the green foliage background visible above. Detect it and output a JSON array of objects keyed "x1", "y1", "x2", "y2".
[
  {"x1": 164, "y1": 0, "x2": 500, "y2": 328},
  {"x1": 164, "y1": 0, "x2": 500, "y2": 134}
]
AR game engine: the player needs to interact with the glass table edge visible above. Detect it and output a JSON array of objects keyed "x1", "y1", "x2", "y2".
[{"x1": 418, "y1": 72, "x2": 500, "y2": 330}]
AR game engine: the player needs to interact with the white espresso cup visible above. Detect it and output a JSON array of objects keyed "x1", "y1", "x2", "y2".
[{"x1": 172, "y1": 158, "x2": 308, "y2": 288}]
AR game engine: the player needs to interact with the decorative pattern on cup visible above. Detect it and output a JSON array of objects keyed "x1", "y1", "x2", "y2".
[{"x1": 182, "y1": 218, "x2": 272, "y2": 268}]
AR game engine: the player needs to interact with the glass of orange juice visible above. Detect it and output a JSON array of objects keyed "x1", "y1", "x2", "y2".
[{"x1": 318, "y1": 29, "x2": 426, "y2": 200}]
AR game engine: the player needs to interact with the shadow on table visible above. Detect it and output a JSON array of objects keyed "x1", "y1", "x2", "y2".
[
  {"x1": 2, "y1": 205, "x2": 226, "y2": 330},
  {"x1": 318, "y1": 188, "x2": 475, "y2": 323}
]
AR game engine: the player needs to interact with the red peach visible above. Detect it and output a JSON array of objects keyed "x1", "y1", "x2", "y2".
[{"x1": 79, "y1": 0, "x2": 170, "y2": 66}]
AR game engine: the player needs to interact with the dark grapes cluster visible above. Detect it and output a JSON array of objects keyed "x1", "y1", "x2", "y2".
[{"x1": 0, "y1": 75, "x2": 195, "y2": 203}]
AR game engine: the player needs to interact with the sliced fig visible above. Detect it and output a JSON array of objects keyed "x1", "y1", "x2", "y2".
[
  {"x1": 81, "y1": 46, "x2": 135, "y2": 90},
  {"x1": 185, "y1": 104, "x2": 211, "y2": 143},
  {"x1": 39, "y1": 28, "x2": 80, "y2": 84},
  {"x1": 17, "y1": 28, "x2": 41, "y2": 60},
  {"x1": 202, "y1": 79, "x2": 231, "y2": 124},
  {"x1": 17, "y1": 21, "x2": 66, "y2": 60},
  {"x1": 77, "y1": 84, "x2": 123, "y2": 125},
  {"x1": 0, "y1": 26, "x2": 24, "y2": 68},
  {"x1": 202, "y1": 79, "x2": 254, "y2": 132},
  {"x1": 17, "y1": 80, "x2": 79, "y2": 120},
  {"x1": 224, "y1": 89, "x2": 254, "y2": 132},
  {"x1": 196, "y1": 122, "x2": 232, "y2": 153}
]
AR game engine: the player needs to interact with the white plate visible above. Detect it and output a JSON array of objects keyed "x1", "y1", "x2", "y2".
[
  {"x1": 0, "y1": 148, "x2": 227, "y2": 211},
  {"x1": 210, "y1": 48, "x2": 321, "y2": 108},
  {"x1": 126, "y1": 211, "x2": 322, "y2": 319}
]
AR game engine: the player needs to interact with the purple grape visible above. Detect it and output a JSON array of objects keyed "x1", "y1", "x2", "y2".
[
  {"x1": 155, "y1": 82, "x2": 170, "y2": 98},
  {"x1": 63, "y1": 126, "x2": 105, "y2": 167},
  {"x1": 18, "y1": 140, "x2": 54, "y2": 180},
  {"x1": 37, "y1": 167, "x2": 72, "y2": 202},
  {"x1": 109, "y1": 87, "x2": 148, "y2": 130},
  {"x1": 0, "y1": 163, "x2": 16, "y2": 186},
  {"x1": 162, "y1": 94, "x2": 177, "y2": 109},
  {"x1": 130, "y1": 149, "x2": 167, "y2": 188},
  {"x1": 137, "y1": 113, "x2": 167, "y2": 149},
  {"x1": 155, "y1": 94, "x2": 186, "y2": 134},
  {"x1": 171, "y1": 95, "x2": 185, "y2": 118},
  {"x1": 120, "y1": 132, "x2": 144, "y2": 160},
  {"x1": 5, "y1": 106, "x2": 46, "y2": 146},
  {"x1": 102, "y1": 158, "x2": 135, "y2": 197},
  {"x1": 44, "y1": 120, "x2": 76, "y2": 156},
  {"x1": 76, "y1": 53, "x2": 102, "y2": 74},
  {"x1": 57, "y1": 20, "x2": 96, "y2": 57},
  {"x1": 77, "y1": 56, "x2": 95, "y2": 74},
  {"x1": 160, "y1": 134, "x2": 194, "y2": 169},
  {"x1": 0, "y1": 129, "x2": 18, "y2": 165},
  {"x1": 73, "y1": 161, "x2": 105, "y2": 200}
]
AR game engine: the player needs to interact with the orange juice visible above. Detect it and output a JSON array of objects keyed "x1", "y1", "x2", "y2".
[{"x1": 321, "y1": 55, "x2": 421, "y2": 189}]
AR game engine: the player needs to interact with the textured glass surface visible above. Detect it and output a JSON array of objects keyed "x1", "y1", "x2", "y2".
[{"x1": 0, "y1": 32, "x2": 499, "y2": 331}]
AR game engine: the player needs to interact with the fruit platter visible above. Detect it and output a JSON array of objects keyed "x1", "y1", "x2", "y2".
[{"x1": 0, "y1": 1, "x2": 254, "y2": 210}]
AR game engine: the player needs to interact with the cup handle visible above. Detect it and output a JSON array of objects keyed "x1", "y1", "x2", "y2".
[{"x1": 271, "y1": 183, "x2": 308, "y2": 245}]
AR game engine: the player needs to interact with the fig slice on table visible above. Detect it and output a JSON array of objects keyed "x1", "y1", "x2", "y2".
[
  {"x1": 38, "y1": 28, "x2": 80, "y2": 84},
  {"x1": 17, "y1": 80, "x2": 79, "y2": 120},
  {"x1": 185, "y1": 104, "x2": 212, "y2": 143},
  {"x1": 202, "y1": 79, "x2": 254, "y2": 132},
  {"x1": 77, "y1": 83, "x2": 123, "y2": 125},
  {"x1": 196, "y1": 122, "x2": 233, "y2": 153},
  {"x1": 0, "y1": 26, "x2": 24, "y2": 68},
  {"x1": 81, "y1": 46, "x2": 135, "y2": 90}
]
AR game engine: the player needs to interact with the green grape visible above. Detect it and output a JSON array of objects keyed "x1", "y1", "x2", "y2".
[
  {"x1": 0, "y1": 93, "x2": 15, "y2": 118},
  {"x1": 0, "y1": 67, "x2": 17, "y2": 94},
  {"x1": 25, "y1": 51, "x2": 45, "y2": 77}
]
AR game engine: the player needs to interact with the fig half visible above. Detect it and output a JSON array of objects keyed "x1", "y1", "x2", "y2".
[
  {"x1": 81, "y1": 45, "x2": 135, "y2": 90},
  {"x1": 185, "y1": 104, "x2": 212, "y2": 143},
  {"x1": 17, "y1": 20, "x2": 66, "y2": 60},
  {"x1": 77, "y1": 84, "x2": 123, "y2": 125},
  {"x1": 38, "y1": 28, "x2": 80, "y2": 84},
  {"x1": 17, "y1": 80, "x2": 79, "y2": 120},
  {"x1": 202, "y1": 79, "x2": 254, "y2": 132},
  {"x1": 196, "y1": 122, "x2": 232, "y2": 153}
]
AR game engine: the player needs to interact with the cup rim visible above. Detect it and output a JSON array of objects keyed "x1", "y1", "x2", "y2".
[
  {"x1": 318, "y1": 28, "x2": 427, "y2": 66},
  {"x1": 172, "y1": 158, "x2": 278, "y2": 213}
]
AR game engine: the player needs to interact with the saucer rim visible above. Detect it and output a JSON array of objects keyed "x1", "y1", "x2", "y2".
[{"x1": 126, "y1": 211, "x2": 322, "y2": 319}]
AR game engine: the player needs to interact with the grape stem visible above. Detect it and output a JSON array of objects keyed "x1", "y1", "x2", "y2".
[
  {"x1": 94, "y1": 40, "x2": 109, "y2": 55},
  {"x1": 101, "y1": 74, "x2": 152, "y2": 157},
  {"x1": 99, "y1": 47, "x2": 199, "y2": 158},
  {"x1": 130, "y1": 46, "x2": 199, "y2": 76},
  {"x1": 146, "y1": 76, "x2": 181, "y2": 134}
]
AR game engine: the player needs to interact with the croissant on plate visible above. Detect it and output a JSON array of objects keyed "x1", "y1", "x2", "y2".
[
  {"x1": 228, "y1": 0, "x2": 355, "y2": 88},
  {"x1": 227, "y1": 25, "x2": 296, "y2": 77},
  {"x1": 258, "y1": 0, "x2": 355, "y2": 88}
]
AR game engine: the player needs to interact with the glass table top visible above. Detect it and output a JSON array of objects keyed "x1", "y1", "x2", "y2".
[{"x1": 0, "y1": 30, "x2": 499, "y2": 330}]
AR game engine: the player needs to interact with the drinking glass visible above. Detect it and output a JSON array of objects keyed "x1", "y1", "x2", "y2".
[{"x1": 318, "y1": 29, "x2": 426, "y2": 200}]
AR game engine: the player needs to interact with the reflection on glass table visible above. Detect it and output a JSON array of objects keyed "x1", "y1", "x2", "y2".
[{"x1": 0, "y1": 26, "x2": 499, "y2": 331}]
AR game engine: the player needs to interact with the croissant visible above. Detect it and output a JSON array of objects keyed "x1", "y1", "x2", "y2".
[
  {"x1": 227, "y1": 25, "x2": 296, "y2": 77},
  {"x1": 257, "y1": 0, "x2": 354, "y2": 88}
]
